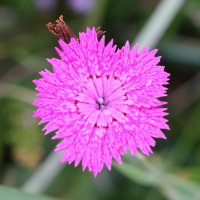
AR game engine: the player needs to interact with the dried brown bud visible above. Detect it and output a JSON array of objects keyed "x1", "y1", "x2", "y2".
[
  {"x1": 46, "y1": 15, "x2": 105, "y2": 44},
  {"x1": 46, "y1": 15, "x2": 79, "y2": 44},
  {"x1": 95, "y1": 26, "x2": 106, "y2": 39}
]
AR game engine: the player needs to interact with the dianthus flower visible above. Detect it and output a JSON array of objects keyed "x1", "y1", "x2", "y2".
[{"x1": 33, "y1": 26, "x2": 169, "y2": 177}]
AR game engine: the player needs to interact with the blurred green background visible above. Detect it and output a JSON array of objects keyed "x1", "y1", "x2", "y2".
[{"x1": 1, "y1": 0, "x2": 200, "y2": 200}]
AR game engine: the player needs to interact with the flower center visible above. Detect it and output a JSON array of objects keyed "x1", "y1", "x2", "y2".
[
  {"x1": 97, "y1": 98, "x2": 106, "y2": 110},
  {"x1": 75, "y1": 75, "x2": 132, "y2": 127}
]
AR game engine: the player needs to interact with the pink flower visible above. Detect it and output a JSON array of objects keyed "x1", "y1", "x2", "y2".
[{"x1": 33, "y1": 27, "x2": 169, "y2": 177}]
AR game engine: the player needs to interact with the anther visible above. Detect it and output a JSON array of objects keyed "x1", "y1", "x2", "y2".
[{"x1": 97, "y1": 98, "x2": 104, "y2": 104}]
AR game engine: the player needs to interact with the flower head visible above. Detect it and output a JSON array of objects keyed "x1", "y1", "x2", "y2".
[{"x1": 33, "y1": 27, "x2": 169, "y2": 177}]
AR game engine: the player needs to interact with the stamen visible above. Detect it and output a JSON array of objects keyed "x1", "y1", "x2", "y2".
[{"x1": 97, "y1": 98, "x2": 104, "y2": 104}]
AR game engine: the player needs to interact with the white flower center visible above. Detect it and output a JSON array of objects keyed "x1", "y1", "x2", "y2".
[{"x1": 97, "y1": 98, "x2": 106, "y2": 109}]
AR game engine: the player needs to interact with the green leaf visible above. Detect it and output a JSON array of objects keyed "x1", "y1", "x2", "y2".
[
  {"x1": 161, "y1": 175, "x2": 200, "y2": 200},
  {"x1": 0, "y1": 185, "x2": 59, "y2": 200},
  {"x1": 113, "y1": 161, "x2": 161, "y2": 187},
  {"x1": 113, "y1": 158, "x2": 200, "y2": 200}
]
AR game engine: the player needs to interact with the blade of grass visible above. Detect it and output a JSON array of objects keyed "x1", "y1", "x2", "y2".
[
  {"x1": 21, "y1": 150, "x2": 66, "y2": 194},
  {"x1": 131, "y1": 0, "x2": 186, "y2": 51},
  {"x1": 0, "y1": 83, "x2": 36, "y2": 104}
]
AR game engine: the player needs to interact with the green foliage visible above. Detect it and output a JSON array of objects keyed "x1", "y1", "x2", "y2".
[
  {"x1": 113, "y1": 161, "x2": 161, "y2": 187},
  {"x1": 114, "y1": 156, "x2": 200, "y2": 200},
  {"x1": 0, "y1": 185, "x2": 60, "y2": 200}
]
